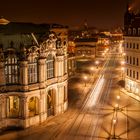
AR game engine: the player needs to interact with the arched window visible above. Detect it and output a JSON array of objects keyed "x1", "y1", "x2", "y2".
[
  {"x1": 28, "y1": 97, "x2": 39, "y2": 117},
  {"x1": 47, "y1": 89, "x2": 55, "y2": 116},
  {"x1": 133, "y1": 28, "x2": 136, "y2": 35},
  {"x1": 28, "y1": 56, "x2": 38, "y2": 84},
  {"x1": 5, "y1": 57, "x2": 19, "y2": 84},
  {"x1": 7, "y1": 96, "x2": 20, "y2": 118},
  {"x1": 128, "y1": 28, "x2": 131, "y2": 35},
  {"x1": 46, "y1": 54, "x2": 54, "y2": 79}
]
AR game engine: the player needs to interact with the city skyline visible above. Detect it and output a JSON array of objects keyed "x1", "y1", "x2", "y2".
[{"x1": 0, "y1": 0, "x2": 137, "y2": 29}]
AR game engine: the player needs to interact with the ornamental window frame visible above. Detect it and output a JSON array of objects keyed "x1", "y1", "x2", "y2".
[
  {"x1": 5, "y1": 56, "x2": 19, "y2": 85},
  {"x1": 28, "y1": 56, "x2": 38, "y2": 84},
  {"x1": 46, "y1": 54, "x2": 55, "y2": 80}
]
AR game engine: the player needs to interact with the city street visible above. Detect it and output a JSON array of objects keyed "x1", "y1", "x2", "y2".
[{"x1": 1, "y1": 50, "x2": 140, "y2": 140}]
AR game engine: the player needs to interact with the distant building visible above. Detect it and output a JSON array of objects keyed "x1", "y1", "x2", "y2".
[
  {"x1": 0, "y1": 19, "x2": 68, "y2": 129},
  {"x1": 74, "y1": 37, "x2": 98, "y2": 58},
  {"x1": 124, "y1": 5, "x2": 140, "y2": 98},
  {"x1": 67, "y1": 41, "x2": 76, "y2": 76}
]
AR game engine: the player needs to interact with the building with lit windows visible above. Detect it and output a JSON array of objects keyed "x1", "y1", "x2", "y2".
[
  {"x1": 75, "y1": 37, "x2": 98, "y2": 58},
  {"x1": 0, "y1": 19, "x2": 68, "y2": 129},
  {"x1": 124, "y1": 6, "x2": 140, "y2": 98}
]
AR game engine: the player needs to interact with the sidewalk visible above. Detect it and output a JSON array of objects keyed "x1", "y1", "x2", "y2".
[{"x1": 121, "y1": 88, "x2": 140, "y2": 102}]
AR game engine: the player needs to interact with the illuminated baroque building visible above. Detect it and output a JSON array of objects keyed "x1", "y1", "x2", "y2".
[
  {"x1": 0, "y1": 19, "x2": 68, "y2": 129},
  {"x1": 124, "y1": 6, "x2": 140, "y2": 99}
]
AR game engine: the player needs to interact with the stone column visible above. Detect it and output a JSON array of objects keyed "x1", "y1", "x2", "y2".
[
  {"x1": 19, "y1": 61, "x2": 28, "y2": 91},
  {"x1": 21, "y1": 97, "x2": 28, "y2": 119},
  {"x1": 56, "y1": 56, "x2": 64, "y2": 77},
  {"x1": 38, "y1": 58, "x2": 45, "y2": 88}
]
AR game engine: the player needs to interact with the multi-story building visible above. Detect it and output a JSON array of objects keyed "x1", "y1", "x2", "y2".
[
  {"x1": 75, "y1": 37, "x2": 98, "y2": 58},
  {"x1": 0, "y1": 19, "x2": 68, "y2": 129},
  {"x1": 124, "y1": 5, "x2": 140, "y2": 98}
]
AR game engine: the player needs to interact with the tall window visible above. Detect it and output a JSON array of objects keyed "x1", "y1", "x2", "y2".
[
  {"x1": 130, "y1": 70, "x2": 132, "y2": 77},
  {"x1": 133, "y1": 57, "x2": 135, "y2": 65},
  {"x1": 133, "y1": 28, "x2": 136, "y2": 35},
  {"x1": 46, "y1": 54, "x2": 54, "y2": 79},
  {"x1": 130, "y1": 56, "x2": 132, "y2": 64},
  {"x1": 126, "y1": 43, "x2": 128, "y2": 48},
  {"x1": 133, "y1": 71, "x2": 135, "y2": 78},
  {"x1": 127, "y1": 69, "x2": 128, "y2": 76},
  {"x1": 137, "y1": 72, "x2": 139, "y2": 80},
  {"x1": 137, "y1": 58, "x2": 139, "y2": 66},
  {"x1": 126, "y1": 56, "x2": 128, "y2": 63},
  {"x1": 133, "y1": 43, "x2": 135, "y2": 49},
  {"x1": 137, "y1": 44, "x2": 139, "y2": 49},
  {"x1": 5, "y1": 57, "x2": 19, "y2": 84},
  {"x1": 28, "y1": 56, "x2": 38, "y2": 84},
  {"x1": 130, "y1": 43, "x2": 132, "y2": 48},
  {"x1": 128, "y1": 28, "x2": 131, "y2": 35}
]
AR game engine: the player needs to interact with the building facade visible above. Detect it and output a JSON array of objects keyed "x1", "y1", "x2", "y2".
[
  {"x1": 124, "y1": 6, "x2": 140, "y2": 97},
  {"x1": 0, "y1": 21, "x2": 68, "y2": 129},
  {"x1": 75, "y1": 38, "x2": 98, "y2": 58}
]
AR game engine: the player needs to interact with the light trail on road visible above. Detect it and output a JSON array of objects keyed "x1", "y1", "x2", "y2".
[{"x1": 54, "y1": 52, "x2": 118, "y2": 140}]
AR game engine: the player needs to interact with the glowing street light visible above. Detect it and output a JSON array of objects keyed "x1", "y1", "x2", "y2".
[
  {"x1": 116, "y1": 95, "x2": 120, "y2": 100},
  {"x1": 90, "y1": 67, "x2": 94, "y2": 76},
  {"x1": 112, "y1": 119, "x2": 117, "y2": 139},
  {"x1": 95, "y1": 60, "x2": 99, "y2": 69},
  {"x1": 84, "y1": 76, "x2": 88, "y2": 87},
  {"x1": 121, "y1": 61, "x2": 125, "y2": 65}
]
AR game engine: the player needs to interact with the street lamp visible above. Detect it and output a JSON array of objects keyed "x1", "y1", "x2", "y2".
[
  {"x1": 95, "y1": 60, "x2": 99, "y2": 69},
  {"x1": 121, "y1": 67, "x2": 124, "y2": 80},
  {"x1": 121, "y1": 61, "x2": 125, "y2": 65},
  {"x1": 112, "y1": 119, "x2": 117, "y2": 139},
  {"x1": 84, "y1": 76, "x2": 88, "y2": 87},
  {"x1": 90, "y1": 67, "x2": 94, "y2": 76}
]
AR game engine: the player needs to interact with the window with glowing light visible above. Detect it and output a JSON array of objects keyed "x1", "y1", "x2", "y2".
[
  {"x1": 5, "y1": 57, "x2": 19, "y2": 84},
  {"x1": 46, "y1": 54, "x2": 54, "y2": 79},
  {"x1": 137, "y1": 72, "x2": 139, "y2": 80},
  {"x1": 28, "y1": 56, "x2": 38, "y2": 84},
  {"x1": 28, "y1": 97, "x2": 39, "y2": 117}
]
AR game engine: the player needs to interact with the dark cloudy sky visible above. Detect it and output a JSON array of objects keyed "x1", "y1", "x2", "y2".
[{"x1": 0, "y1": 0, "x2": 139, "y2": 29}]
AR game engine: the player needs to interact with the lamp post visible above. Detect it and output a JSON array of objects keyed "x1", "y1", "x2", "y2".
[
  {"x1": 121, "y1": 67, "x2": 124, "y2": 80},
  {"x1": 95, "y1": 60, "x2": 99, "y2": 69},
  {"x1": 84, "y1": 76, "x2": 88, "y2": 87},
  {"x1": 90, "y1": 67, "x2": 94, "y2": 76}
]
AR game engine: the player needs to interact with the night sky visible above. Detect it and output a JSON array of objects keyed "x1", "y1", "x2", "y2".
[{"x1": 0, "y1": 0, "x2": 139, "y2": 29}]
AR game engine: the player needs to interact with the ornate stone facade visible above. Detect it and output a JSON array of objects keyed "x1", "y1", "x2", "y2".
[{"x1": 0, "y1": 22, "x2": 68, "y2": 129}]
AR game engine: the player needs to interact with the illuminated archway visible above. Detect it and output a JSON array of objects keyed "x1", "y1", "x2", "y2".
[
  {"x1": 7, "y1": 96, "x2": 20, "y2": 118},
  {"x1": 28, "y1": 97, "x2": 39, "y2": 117},
  {"x1": 47, "y1": 89, "x2": 55, "y2": 116}
]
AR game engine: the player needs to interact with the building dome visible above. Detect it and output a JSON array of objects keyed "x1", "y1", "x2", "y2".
[{"x1": 0, "y1": 17, "x2": 10, "y2": 25}]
